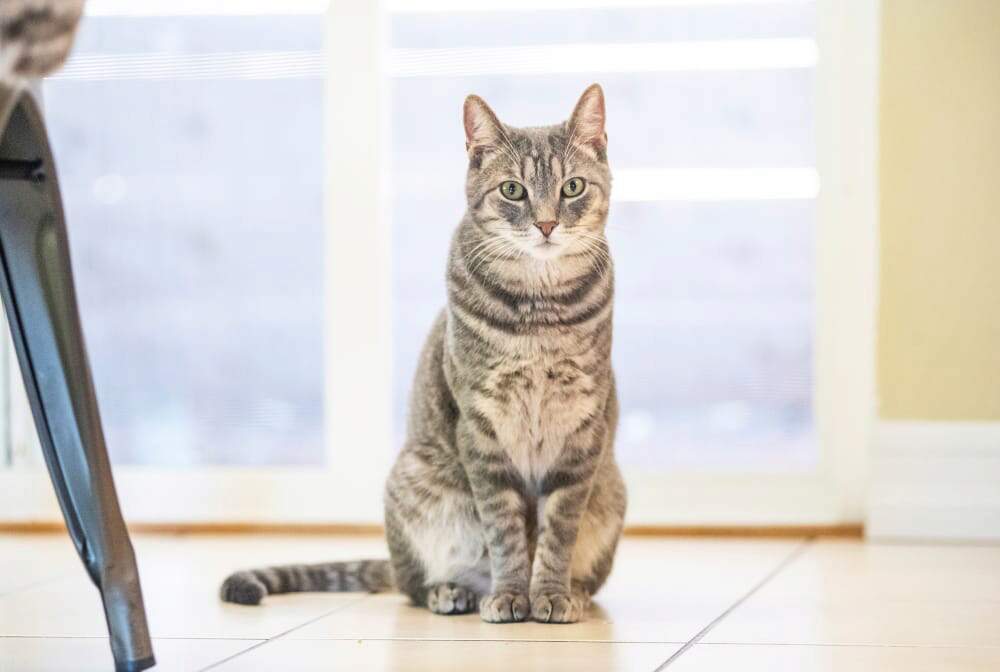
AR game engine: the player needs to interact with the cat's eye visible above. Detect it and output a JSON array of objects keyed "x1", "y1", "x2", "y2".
[
  {"x1": 561, "y1": 177, "x2": 586, "y2": 198},
  {"x1": 499, "y1": 181, "x2": 526, "y2": 201}
]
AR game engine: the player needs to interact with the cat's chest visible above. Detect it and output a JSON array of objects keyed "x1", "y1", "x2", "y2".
[{"x1": 476, "y1": 356, "x2": 602, "y2": 483}]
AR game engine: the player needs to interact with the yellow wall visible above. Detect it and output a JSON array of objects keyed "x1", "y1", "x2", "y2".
[{"x1": 878, "y1": 0, "x2": 1000, "y2": 419}]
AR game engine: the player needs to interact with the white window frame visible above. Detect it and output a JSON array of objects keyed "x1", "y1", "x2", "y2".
[
  {"x1": 0, "y1": 0, "x2": 878, "y2": 528},
  {"x1": 618, "y1": 0, "x2": 879, "y2": 526},
  {"x1": 0, "y1": 0, "x2": 391, "y2": 526}
]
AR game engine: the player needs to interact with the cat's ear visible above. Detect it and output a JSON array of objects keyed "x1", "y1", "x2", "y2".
[
  {"x1": 567, "y1": 83, "x2": 607, "y2": 155},
  {"x1": 463, "y1": 94, "x2": 503, "y2": 154}
]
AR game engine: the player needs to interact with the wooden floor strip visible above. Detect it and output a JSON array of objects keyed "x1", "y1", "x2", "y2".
[{"x1": 0, "y1": 521, "x2": 863, "y2": 538}]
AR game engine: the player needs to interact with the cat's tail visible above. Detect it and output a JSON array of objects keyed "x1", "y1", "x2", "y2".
[{"x1": 220, "y1": 559, "x2": 394, "y2": 606}]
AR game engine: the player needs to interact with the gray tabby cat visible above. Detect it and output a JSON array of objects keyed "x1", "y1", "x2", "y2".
[
  {"x1": 222, "y1": 84, "x2": 625, "y2": 624},
  {"x1": 0, "y1": 0, "x2": 83, "y2": 84}
]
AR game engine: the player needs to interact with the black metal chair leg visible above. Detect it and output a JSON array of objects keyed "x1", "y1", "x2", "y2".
[{"x1": 0, "y1": 89, "x2": 155, "y2": 672}]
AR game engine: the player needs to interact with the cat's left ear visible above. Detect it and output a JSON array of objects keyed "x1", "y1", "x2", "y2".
[{"x1": 567, "y1": 83, "x2": 607, "y2": 155}]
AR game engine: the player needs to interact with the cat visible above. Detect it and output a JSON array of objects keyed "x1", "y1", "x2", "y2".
[
  {"x1": 0, "y1": 0, "x2": 84, "y2": 84},
  {"x1": 221, "y1": 84, "x2": 625, "y2": 624}
]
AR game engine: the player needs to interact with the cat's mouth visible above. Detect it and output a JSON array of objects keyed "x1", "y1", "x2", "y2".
[
  {"x1": 534, "y1": 239, "x2": 562, "y2": 253},
  {"x1": 527, "y1": 238, "x2": 565, "y2": 260}
]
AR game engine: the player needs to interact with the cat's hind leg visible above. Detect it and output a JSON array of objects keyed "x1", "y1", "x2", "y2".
[
  {"x1": 386, "y1": 494, "x2": 490, "y2": 616},
  {"x1": 385, "y1": 446, "x2": 491, "y2": 615}
]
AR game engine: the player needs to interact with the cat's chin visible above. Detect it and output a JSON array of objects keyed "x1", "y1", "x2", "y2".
[{"x1": 525, "y1": 241, "x2": 565, "y2": 261}]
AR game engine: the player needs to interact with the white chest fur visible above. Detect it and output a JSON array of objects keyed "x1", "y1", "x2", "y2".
[{"x1": 477, "y1": 355, "x2": 602, "y2": 485}]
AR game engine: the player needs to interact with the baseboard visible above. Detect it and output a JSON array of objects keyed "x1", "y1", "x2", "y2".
[
  {"x1": 0, "y1": 521, "x2": 863, "y2": 538},
  {"x1": 624, "y1": 524, "x2": 862, "y2": 538},
  {"x1": 868, "y1": 421, "x2": 1000, "y2": 542},
  {"x1": 0, "y1": 521, "x2": 384, "y2": 535}
]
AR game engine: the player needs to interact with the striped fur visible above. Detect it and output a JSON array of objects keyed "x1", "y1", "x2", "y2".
[
  {"x1": 221, "y1": 85, "x2": 626, "y2": 624},
  {"x1": 219, "y1": 560, "x2": 392, "y2": 606},
  {"x1": 0, "y1": 0, "x2": 84, "y2": 84}
]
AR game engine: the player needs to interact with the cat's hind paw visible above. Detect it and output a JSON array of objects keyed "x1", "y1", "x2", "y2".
[{"x1": 427, "y1": 583, "x2": 479, "y2": 615}]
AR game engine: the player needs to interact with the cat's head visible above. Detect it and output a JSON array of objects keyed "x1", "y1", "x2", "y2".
[{"x1": 462, "y1": 84, "x2": 611, "y2": 262}]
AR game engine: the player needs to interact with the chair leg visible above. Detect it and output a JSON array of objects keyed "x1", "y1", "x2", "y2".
[{"x1": 0, "y1": 93, "x2": 155, "y2": 671}]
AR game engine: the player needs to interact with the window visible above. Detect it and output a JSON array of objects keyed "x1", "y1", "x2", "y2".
[
  {"x1": 390, "y1": 1, "x2": 819, "y2": 473},
  {"x1": 0, "y1": 0, "x2": 875, "y2": 526},
  {"x1": 40, "y1": 3, "x2": 327, "y2": 466}
]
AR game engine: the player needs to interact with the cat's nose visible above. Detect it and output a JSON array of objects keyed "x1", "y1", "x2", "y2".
[{"x1": 534, "y1": 220, "x2": 558, "y2": 238}]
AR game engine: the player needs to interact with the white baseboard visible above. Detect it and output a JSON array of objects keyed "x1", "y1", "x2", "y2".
[{"x1": 868, "y1": 421, "x2": 1000, "y2": 542}]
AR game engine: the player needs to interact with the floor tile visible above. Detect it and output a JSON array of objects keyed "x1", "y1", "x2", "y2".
[
  {"x1": 705, "y1": 600, "x2": 1000, "y2": 648},
  {"x1": 0, "y1": 534, "x2": 386, "y2": 639},
  {"x1": 290, "y1": 538, "x2": 801, "y2": 643},
  {"x1": 0, "y1": 534, "x2": 79, "y2": 595},
  {"x1": 210, "y1": 638, "x2": 680, "y2": 672},
  {"x1": 737, "y1": 540, "x2": 1000, "y2": 602},
  {"x1": 706, "y1": 540, "x2": 1000, "y2": 647},
  {"x1": 17, "y1": 533, "x2": 995, "y2": 671},
  {"x1": 669, "y1": 643, "x2": 1000, "y2": 671},
  {"x1": 285, "y1": 592, "x2": 708, "y2": 644},
  {"x1": 0, "y1": 637, "x2": 258, "y2": 672}
]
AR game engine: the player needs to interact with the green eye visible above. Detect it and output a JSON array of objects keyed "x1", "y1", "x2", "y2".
[
  {"x1": 561, "y1": 177, "x2": 586, "y2": 198},
  {"x1": 499, "y1": 181, "x2": 526, "y2": 201}
]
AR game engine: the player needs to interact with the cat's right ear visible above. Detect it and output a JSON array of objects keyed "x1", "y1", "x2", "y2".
[{"x1": 463, "y1": 94, "x2": 503, "y2": 155}]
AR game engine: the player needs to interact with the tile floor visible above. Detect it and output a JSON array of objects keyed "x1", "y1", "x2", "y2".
[{"x1": 1, "y1": 533, "x2": 998, "y2": 671}]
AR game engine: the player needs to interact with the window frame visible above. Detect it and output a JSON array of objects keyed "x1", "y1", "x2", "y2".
[
  {"x1": 0, "y1": 0, "x2": 878, "y2": 527},
  {"x1": 0, "y1": 0, "x2": 391, "y2": 526},
  {"x1": 619, "y1": 0, "x2": 879, "y2": 526}
]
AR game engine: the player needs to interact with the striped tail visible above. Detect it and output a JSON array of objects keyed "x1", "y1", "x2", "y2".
[{"x1": 220, "y1": 559, "x2": 394, "y2": 606}]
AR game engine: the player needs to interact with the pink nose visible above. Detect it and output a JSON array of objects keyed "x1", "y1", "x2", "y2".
[{"x1": 535, "y1": 220, "x2": 558, "y2": 237}]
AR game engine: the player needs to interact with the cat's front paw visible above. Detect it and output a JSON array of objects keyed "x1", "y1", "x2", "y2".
[
  {"x1": 479, "y1": 590, "x2": 530, "y2": 623},
  {"x1": 530, "y1": 591, "x2": 585, "y2": 623}
]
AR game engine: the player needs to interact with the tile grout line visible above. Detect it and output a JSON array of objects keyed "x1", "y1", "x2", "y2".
[
  {"x1": 277, "y1": 636, "x2": 689, "y2": 644},
  {"x1": 681, "y1": 642, "x2": 1000, "y2": 651},
  {"x1": 651, "y1": 537, "x2": 815, "y2": 671},
  {"x1": 0, "y1": 573, "x2": 76, "y2": 601},
  {"x1": 195, "y1": 594, "x2": 373, "y2": 672}
]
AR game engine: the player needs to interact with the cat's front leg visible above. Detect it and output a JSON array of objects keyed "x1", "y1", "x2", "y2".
[
  {"x1": 457, "y1": 417, "x2": 532, "y2": 623},
  {"x1": 530, "y1": 424, "x2": 605, "y2": 624}
]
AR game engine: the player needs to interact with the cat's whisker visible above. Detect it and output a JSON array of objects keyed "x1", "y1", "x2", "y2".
[
  {"x1": 466, "y1": 237, "x2": 512, "y2": 274},
  {"x1": 467, "y1": 235, "x2": 519, "y2": 275},
  {"x1": 488, "y1": 143, "x2": 520, "y2": 168},
  {"x1": 481, "y1": 123, "x2": 520, "y2": 167},
  {"x1": 465, "y1": 234, "x2": 506, "y2": 259},
  {"x1": 464, "y1": 244, "x2": 500, "y2": 270},
  {"x1": 493, "y1": 124, "x2": 522, "y2": 168},
  {"x1": 465, "y1": 238, "x2": 506, "y2": 267},
  {"x1": 572, "y1": 234, "x2": 613, "y2": 279},
  {"x1": 493, "y1": 240, "x2": 522, "y2": 266},
  {"x1": 579, "y1": 241, "x2": 606, "y2": 277},
  {"x1": 488, "y1": 245, "x2": 518, "y2": 271},
  {"x1": 563, "y1": 119, "x2": 580, "y2": 158}
]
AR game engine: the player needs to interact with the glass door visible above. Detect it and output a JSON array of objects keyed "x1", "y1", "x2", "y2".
[
  {"x1": 385, "y1": 0, "x2": 876, "y2": 525},
  {"x1": 0, "y1": 0, "x2": 876, "y2": 527},
  {"x1": 0, "y1": 0, "x2": 391, "y2": 525}
]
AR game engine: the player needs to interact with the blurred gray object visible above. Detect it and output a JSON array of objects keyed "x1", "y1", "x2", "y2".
[{"x1": 0, "y1": 84, "x2": 155, "y2": 671}]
